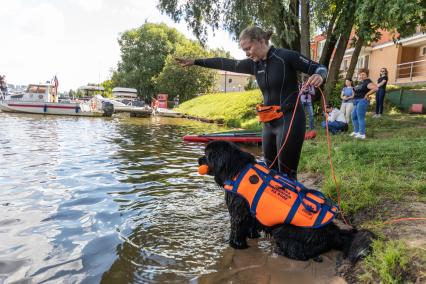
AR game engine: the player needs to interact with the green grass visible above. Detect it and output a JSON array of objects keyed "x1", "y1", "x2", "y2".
[
  {"x1": 358, "y1": 240, "x2": 424, "y2": 284},
  {"x1": 178, "y1": 91, "x2": 426, "y2": 214},
  {"x1": 299, "y1": 113, "x2": 426, "y2": 214},
  {"x1": 176, "y1": 90, "x2": 262, "y2": 128}
]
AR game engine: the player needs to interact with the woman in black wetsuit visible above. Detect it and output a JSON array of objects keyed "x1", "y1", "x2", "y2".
[{"x1": 176, "y1": 26, "x2": 327, "y2": 180}]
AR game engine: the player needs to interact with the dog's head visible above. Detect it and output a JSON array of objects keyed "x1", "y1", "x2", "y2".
[{"x1": 198, "y1": 141, "x2": 256, "y2": 186}]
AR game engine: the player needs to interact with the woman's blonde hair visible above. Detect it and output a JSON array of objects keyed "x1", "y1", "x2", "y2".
[{"x1": 239, "y1": 26, "x2": 273, "y2": 43}]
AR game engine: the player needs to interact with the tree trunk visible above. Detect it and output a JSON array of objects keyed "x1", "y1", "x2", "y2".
[
  {"x1": 324, "y1": 25, "x2": 353, "y2": 99},
  {"x1": 319, "y1": 12, "x2": 338, "y2": 66},
  {"x1": 288, "y1": 0, "x2": 301, "y2": 52},
  {"x1": 345, "y1": 36, "x2": 364, "y2": 80},
  {"x1": 300, "y1": 0, "x2": 311, "y2": 59}
]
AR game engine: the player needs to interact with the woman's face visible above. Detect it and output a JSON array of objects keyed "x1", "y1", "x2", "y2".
[
  {"x1": 358, "y1": 72, "x2": 368, "y2": 81},
  {"x1": 380, "y1": 68, "x2": 387, "y2": 76},
  {"x1": 345, "y1": 80, "x2": 352, "y2": 87},
  {"x1": 240, "y1": 38, "x2": 267, "y2": 62}
]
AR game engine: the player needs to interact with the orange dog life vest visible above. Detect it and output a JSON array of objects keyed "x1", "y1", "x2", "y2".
[{"x1": 223, "y1": 163, "x2": 338, "y2": 228}]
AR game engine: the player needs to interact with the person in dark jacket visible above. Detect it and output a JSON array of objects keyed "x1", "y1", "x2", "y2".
[
  {"x1": 374, "y1": 67, "x2": 388, "y2": 118},
  {"x1": 349, "y1": 69, "x2": 378, "y2": 139},
  {"x1": 176, "y1": 26, "x2": 327, "y2": 180}
]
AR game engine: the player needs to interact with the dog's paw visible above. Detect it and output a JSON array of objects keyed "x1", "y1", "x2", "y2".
[{"x1": 229, "y1": 240, "x2": 249, "y2": 249}]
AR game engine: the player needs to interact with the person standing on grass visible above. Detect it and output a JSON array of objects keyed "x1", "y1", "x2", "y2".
[
  {"x1": 340, "y1": 79, "x2": 355, "y2": 123},
  {"x1": 374, "y1": 68, "x2": 388, "y2": 118},
  {"x1": 299, "y1": 79, "x2": 315, "y2": 130},
  {"x1": 349, "y1": 69, "x2": 378, "y2": 139},
  {"x1": 175, "y1": 26, "x2": 327, "y2": 180}
]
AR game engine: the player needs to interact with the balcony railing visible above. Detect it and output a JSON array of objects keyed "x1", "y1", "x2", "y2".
[{"x1": 396, "y1": 59, "x2": 426, "y2": 82}]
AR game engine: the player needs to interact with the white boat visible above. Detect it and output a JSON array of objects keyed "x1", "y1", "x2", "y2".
[
  {"x1": 154, "y1": 107, "x2": 183, "y2": 118},
  {"x1": 0, "y1": 83, "x2": 114, "y2": 117}
]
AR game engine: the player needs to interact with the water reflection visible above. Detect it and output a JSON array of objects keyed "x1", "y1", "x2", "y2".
[
  {"x1": 0, "y1": 113, "x2": 232, "y2": 283},
  {"x1": 102, "y1": 118, "x2": 231, "y2": 283},
  {"x1": 0, "y1": 112, "x2": 343, "y2": 284}
]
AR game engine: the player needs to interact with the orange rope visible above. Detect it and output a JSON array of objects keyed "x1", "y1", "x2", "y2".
[
  {"x1": 268, "y1": 87, "x2": 302, "y2": 170},
  {"x1": 317, "y1": 87, "x2": 350, "y2": 225},
  {"x1": 268, "y1": 83, "x2": 350, "y2": 225},
  {"x1": 383, "y1": 217, "x2": 426, "y2": 225},
  {"x1": 268, "y1": 83, "x2": 424, "y2": 228}
]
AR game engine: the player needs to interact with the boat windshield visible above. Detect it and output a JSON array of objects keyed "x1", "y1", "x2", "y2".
[{"x1": 27, "y1": 85, "x2": 48, "y2": 94}]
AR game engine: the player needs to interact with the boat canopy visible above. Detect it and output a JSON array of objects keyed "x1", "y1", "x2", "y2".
[
  {"x1": 112, "y1": 87, "x2": 137, "y2": 93},
  {"x1": 26, "y1": 84, "x2": 53, "y2": 94}
]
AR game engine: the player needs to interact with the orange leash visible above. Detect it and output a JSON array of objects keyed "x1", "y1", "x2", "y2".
[
  {"x1": 317, "y1": 87, "x2": 350, "y2": 225},
  {"x1": 268, "y1": 83, "x2": 350, "y2": 225},
  {"x1": 383, "y1": 217, "x2": 426, "y2": 225},
  {"x1": 268, "y1": 84, "x2": 425, "y2": 227}
]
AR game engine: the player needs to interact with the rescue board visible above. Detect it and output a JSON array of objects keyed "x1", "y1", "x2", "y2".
[{"x1": 183, "y1": 130, "x2": 316, "y2": 143}]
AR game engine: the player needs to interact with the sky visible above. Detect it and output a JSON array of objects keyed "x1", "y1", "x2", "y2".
[{"x1": 1, "y1": 0, "x2": 245, "y2": 91}]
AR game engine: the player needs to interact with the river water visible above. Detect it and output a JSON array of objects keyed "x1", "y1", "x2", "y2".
[{"x1": 0, "y1": 112, "x2": 345, "y2": 284}]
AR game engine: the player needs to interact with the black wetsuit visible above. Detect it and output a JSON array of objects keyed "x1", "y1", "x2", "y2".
[{"x1": 194, "y1": 46, "x2": 327, "y2": 179}]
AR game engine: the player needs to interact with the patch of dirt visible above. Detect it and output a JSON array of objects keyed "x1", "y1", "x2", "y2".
[
  {"x1": 343, "y1": 196, "x2": 426, "y2": 283},
  {"x1": 350, "y1": 198, "x2": 426, "y2": 249},
  {"x1": 298, "y1": 172, "x2": 323, "y2": 189}
]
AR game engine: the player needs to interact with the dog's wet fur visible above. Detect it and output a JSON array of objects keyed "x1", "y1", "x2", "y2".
[{"x1": 198, "y1": 141, "x2": 375, "y2": 262}]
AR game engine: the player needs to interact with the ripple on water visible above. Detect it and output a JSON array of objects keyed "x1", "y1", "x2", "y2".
[{"x1": 0, "y1": 113, "x2": 240, "y2": 283}]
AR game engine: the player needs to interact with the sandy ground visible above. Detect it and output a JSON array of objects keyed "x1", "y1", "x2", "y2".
[{"x1": 195, "y1": 238, "x2": 347, "y2": 284}]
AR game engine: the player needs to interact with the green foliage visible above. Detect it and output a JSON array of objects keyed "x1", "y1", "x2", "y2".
[
  {"x1": 157, "y1": 0, "x2": 301, "y2": 50},
  {"x1": 154, "y1": 41, "x2": 218, "y2": 102},
  {"x1": 357, "y1": 0, "x2": 426, "y2": 40},
  {"x1": 101, "y1": 79, "x2": 114, "y2": 98},
  {"x1": 112, "y1": 22, "x2": 186, "y2": 98},
  {"x1": 244, "y1": 78, "x2": 258, "y2": 91},
  {"x1": 359, "y1": 240, "x2": 411, "y2": 284},
  {"x1": 176, "y1": 90, "x2": 262, "y2": 127}
]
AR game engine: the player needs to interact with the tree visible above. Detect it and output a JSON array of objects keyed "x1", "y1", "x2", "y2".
[
  {"x1": 101, "y1": 79, "x2": 114, "y2": 98},
  {"x1": 300, "y1": 0, "x2": 311, "y2": 59},
  {"x1": 112, "y1": 22, "x2": 186, "y2": 98},
  {"x1": 158, "y1": 0, "x2": 302, "y2": 51},
  {"x1": 154, "y1": 41, "x2": 218, "y2": 101},
  {"x1": 345, "y1": 36, "x2": 364, "y2": 81}
]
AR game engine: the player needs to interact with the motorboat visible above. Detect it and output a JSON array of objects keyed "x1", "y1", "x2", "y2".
[{"x1": 0, "y1": 83, "x2": 114, "y2": 117}]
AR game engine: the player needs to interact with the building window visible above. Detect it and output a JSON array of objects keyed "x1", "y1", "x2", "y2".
[
  {"x1": 364, "y1": 55, "x2": 369, "y2": 69},
  {"x1": 420, "y1": 46, "x2": 426, "y2": 56}
]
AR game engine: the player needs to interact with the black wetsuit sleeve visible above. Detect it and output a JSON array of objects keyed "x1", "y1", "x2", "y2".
[
  {"x1": 285, "y1": 50, "x2": 328, "y2": 81},
  {"x1": 194, "y1": 58, "x2": 255, "y2": 75}
]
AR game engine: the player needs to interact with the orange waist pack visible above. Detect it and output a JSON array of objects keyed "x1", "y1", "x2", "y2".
[{"x1": 256, "y1": 104, "x2": 283, "y2": 122}]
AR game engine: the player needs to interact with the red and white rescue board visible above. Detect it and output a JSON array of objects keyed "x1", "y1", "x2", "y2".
[{"x1": 183, "y1": 130, "x2": 316, "y2": 143}]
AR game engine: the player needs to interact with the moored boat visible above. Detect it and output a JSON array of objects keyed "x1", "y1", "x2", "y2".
[
  {"x1": 0, "y1": 83, "x2": 114, "y2": 117},
  {"x1": 154, "y1": 107, "x2": 183, "y2": 118}
]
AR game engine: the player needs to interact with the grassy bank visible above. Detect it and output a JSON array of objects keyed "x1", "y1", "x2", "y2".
[
  {"x1": 176, "y1": 90, "x2": 262, "y2": 128},
  {"x1": 178, "y1": 90, "x2": 426, "y2": 283}
]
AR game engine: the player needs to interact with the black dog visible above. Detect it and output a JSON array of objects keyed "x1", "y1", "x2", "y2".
[{"x1": 198, "y1": 140, "x2": 375, "y2": 262}]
